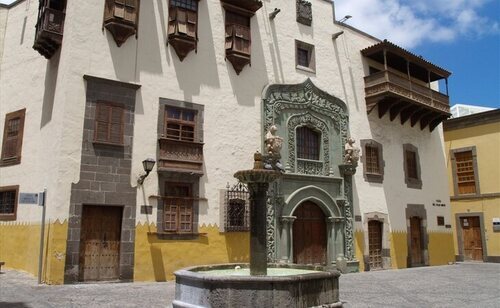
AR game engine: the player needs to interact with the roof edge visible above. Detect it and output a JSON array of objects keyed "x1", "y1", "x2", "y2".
[
  {"x1": 443, "y1": 109, "x2": 500, "y2": 131},
  {"x1": 0, "y1": 0, "x2": 25, "y2": 9}
]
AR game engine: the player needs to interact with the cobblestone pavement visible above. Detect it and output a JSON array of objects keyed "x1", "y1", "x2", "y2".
[{"x1": 0, "y1": 262, "x2": 499, "y2": 307}]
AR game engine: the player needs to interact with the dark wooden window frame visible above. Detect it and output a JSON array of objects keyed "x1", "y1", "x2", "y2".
[
  {"x1": 361, "y1": 139, "x2": 384, "y2": 183},
  {"x1": 0, "y1": 185, "x2": 19, "y2": 221},
  {"x1": 295, "y1": 40, "x2": 316, "y2": 73},
  {"x1": 403, "y1": 143, "x2": 422, "y2": 189},
  {"x1": 1, "y1": 109, "x2": 26, "y2": 166},
  {"x1": 93, "y1": 101, "x2": 125, "y2": 146},
  {"x1": 450, "y1": 146, "x2": 480, "y2": 196}
]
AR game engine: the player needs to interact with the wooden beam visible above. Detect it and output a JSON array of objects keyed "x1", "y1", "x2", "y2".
[
  {"x1": 429, "y1": 115, "x2": 448, "y2": 132},
  {"x1": 420, "y1": 112, "x2": 441, "y2": 130},
  {"x1": 400, "y1": 105, "x2": 420, "y2": 125},
  {"x1": 389, "y1": 101, "x2": 406, "y2": 121},
  {"x1": 366, "y1": 100, "x2": 378, "y2": 114},
  {"x1": 410, "y1": 109, "x2": 430, "y2": 127},
  {"x1": 378, "y1": 100, "x2": 394, "y2": 119}
]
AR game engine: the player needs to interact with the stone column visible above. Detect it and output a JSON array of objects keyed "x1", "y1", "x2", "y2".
[
  {"x1": 248, "y1": 182, "x2": 270, "y2": 275},
  {"x1": 279, "y1": 216, "x2": 296, "y2": 263},
  {"x1": 333, "y1": 217, "x2": 345, "y2": 259}
]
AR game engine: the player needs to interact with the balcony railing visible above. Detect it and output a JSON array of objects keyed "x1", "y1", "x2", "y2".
[
  {"x1": 158, "y1": 138, "x2": 203, "y2": 174},
  {"x1": 33, "y1": 8, "x2": 65, "y2": 58},
  {"x1": 364, "y1": 70, "x2": 450, "y2": 114}
]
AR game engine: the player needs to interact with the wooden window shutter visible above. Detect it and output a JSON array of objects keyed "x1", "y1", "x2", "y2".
[
  {"x1": 168, "y1": 6, "x2": 177, "y2": 35},
  {"x1": 225, "y1": 25, "x2": 233, "y2": 49},
  {"x1": 124, "y1": 0, "x2": 136, "y2": 23},
  {"x1": 94, "y1": 103, "x2": 124, "y2": 145},
  {"x1": 1, "y1": 109, "x2": 26, "y2": 165},
  {"x1": 114, "y1": 0, "x2": 125, "y2": 18},
  {"x1": 177, "y1": 8, "x2": 187, "y2": 34},
  {"x1": 186, "y1": 10, "x2": 197, "y2": 38}
]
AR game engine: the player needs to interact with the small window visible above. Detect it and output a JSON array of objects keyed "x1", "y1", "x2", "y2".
[
  {"x1": 0, "y1": 186, "x2": 19, "y2": 221},
  {"x1": 164, "y1": 183, "x2": 193, "y2": 233},
  {"x1": 224, "y1": 182, "x2": 249, "y2": 232},
  {"x1": 297, "y1": 126, "x2": 320, "y2": 160},
  {"x1": 94, "y1": 102, "x2": 125, "y2": 145},
  {"x1": 1, "y1": 109, "x2": 26, "y2": 166},
  {"x1": 437, "y1": 216, "x2": 445, "y2": 226},
  {"x1": 361, "y1": 139, "x2": 384, "y2": 183},
  {"x1": 403, "y1": 144, "x2": 422, "y2": 189},
  {"x1": 165, "y1": 107, "x2": 196, "y2": 142},
  {"x1": 295, "y1": 40, "x2": 315, "y2": 73}
]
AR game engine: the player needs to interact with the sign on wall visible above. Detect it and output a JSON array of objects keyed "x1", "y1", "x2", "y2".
[{"x1": 19, "y1": 193, "x2": 39, "y2": 204}]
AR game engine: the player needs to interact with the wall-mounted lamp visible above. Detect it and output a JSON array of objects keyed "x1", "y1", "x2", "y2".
[
  {"x1": 332, "y1": 31, "x2": 344, "y2": 40},
  {"x1": 338, "y1": 15, "x2": 352, "y2": 23},
  {"x1": 137, "y1": 158, "x2": 156, "y2": 185},
  {"x1": 269, "y1": 8, "x2": 281, "y2": 20}
]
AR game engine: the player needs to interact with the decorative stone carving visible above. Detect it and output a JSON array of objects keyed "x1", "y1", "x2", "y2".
[
  {"x1": 265, "y1": 125, "x2": 284, "y2": 155},
  {"x1": 344, "y1": 137, "x2": 360, "y2": 165},
  {"x1": 342, "y1": 181, "x2": 355, "y2": 260},
  {"x1": 296, "y1": 0, "x2": 312, "y2": 26}
]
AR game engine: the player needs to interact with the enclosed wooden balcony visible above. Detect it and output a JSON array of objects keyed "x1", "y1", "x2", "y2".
[
  {"x1": 33, "y1": 7, "x2": 65, "y2": 59},
  {"x1": 362, "y1": 40, "x2": 452, "y2": 131},
  {"x1": 158, "y1": 138, "x2": 203, "y2": 175},
  {"x1": 225, "y1": 23, "x2": 251, "y2": 74},
  {"x1": 220, "y1": 0, "x2": 262, "y2": 13}
]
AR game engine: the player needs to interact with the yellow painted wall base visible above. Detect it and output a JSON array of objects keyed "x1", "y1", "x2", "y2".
[
  {"x1": 390, "y1": 231, "x2": 408, "y2": 269},
  {"x1": 428, "y1": 232, "x2": 454, "y2": 266},
  {"x1": 0, "y1": 220, "x2": 68, "y2": 284},
  {"x1": 133, "y1": 223, "x2": 250, "y2": 281},
  {"x1": 354, "y1": 230, "x2": 364, "y2": 272}
]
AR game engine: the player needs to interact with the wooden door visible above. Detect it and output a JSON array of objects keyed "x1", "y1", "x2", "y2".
[
  {"x1": 461, "y1": 217, "x2": 483, "y2": 261},
  {"x1": 293, "y1": 201, "x2": 327, "y2": 265},
  {"x1": 410, "y1": 217, "x2": 423, "y2": 265},
  {"x1": 368, "y1": 220, "x2": 383, "y2": 269},
  {"x1": 79, "y1": 205, "x2": 122, "y2": 281}
]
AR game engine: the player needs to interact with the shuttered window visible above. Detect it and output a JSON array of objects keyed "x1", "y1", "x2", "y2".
[
  {"x1": 1, "y1": 109, "x2": 26, "y2": 166},
  {"x1": 164, "y1": 183, "x2": 193, "y2": 233},
  {"x1": 225, "y1": 11, "x2": 251, "y2": 54},
  {"x1": 113, "y1": 0, "x2": 137, "y2": 23},
  {"x1": 405, "y1": 150, "x2": 418, "y2": 179},
  {"x1": 168, "y1": 0, "x2": 198, "y2": 38},
  {"x1": 455, "y1": 150, "x2": 477, "y2": 195},
  {"x1": 0, "y1": 186, "x2": 19, "y2": 221},
  {"x1": 94, "y1": 102, "x2": 125, "y2": 145}
]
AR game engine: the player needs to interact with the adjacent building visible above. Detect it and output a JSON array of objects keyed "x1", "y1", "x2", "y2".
[
  {"x1": 443, "y1": 109, "x2": 500, "y2": 263},
  {"x1": 0, "y1": 0, "x2": 455, "y2": 284}
]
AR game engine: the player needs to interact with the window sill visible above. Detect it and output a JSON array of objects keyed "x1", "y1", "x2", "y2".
[
  {"x1": 149, "y1": 232, "x2": 207, "y2": 240},
  {"x1": 0, "y1": 215, "x2": 17, "y2": 221},
  {"x1": 296, "y1": 65, "x2": 316, "y2": 74},
  {"x1": 92, "y1": 141, "x2": 124, "y2": 147},
  {"x1": 0, "y1": 157, "x2": 21, "y2": 167}
]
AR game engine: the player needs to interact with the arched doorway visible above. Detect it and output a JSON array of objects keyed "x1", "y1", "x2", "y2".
[{"x1": 293, "y1": 201, "x2": 327, "y2": 264}]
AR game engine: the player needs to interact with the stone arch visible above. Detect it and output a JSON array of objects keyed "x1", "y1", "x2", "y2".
[{"x1": 284, "y1": 185, "x2": 341, "y2": 218}]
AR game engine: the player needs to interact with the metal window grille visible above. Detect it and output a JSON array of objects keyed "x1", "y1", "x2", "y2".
[
  {"x1": 0, "y1": 190, "x2": 16, "y2": 214},
  {"x1": 297, "y1": 126, "x2": 320, "y2": 160},
  {"x1": 365, "y1": 145, "x2": 380, "y2": 174},
  {"x1": 224, "y1": 182, "x2": 249, "y2": 232},
  {"x1": 171, "y1": 0, "x2": 197, "y2": 11}
]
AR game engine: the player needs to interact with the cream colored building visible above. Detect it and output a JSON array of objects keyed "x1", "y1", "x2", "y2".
[
  {"x1": 1, "y1": 0, "x2": 454, "y2": 284},
  {"x1": 444, "y1": 109, "x2": 500, "y2": 263}
]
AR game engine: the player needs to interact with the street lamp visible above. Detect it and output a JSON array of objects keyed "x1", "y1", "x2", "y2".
[
  {"x1": 137, "y1": 158, "x2": 156, "y2": 185},
  {"x1": 338, "y1": 15, "x2": 352, "y2": 23}
]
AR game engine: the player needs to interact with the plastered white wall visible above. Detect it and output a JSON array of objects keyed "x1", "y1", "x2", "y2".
[{"x1": 0, "y1": 0, "x2": 451, "y2": 234}]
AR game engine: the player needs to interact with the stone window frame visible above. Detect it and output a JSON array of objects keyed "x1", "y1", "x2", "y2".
[
  {"x1": 450, "y1": 146, "x2": 480, "y2": 197},
  {"x1": 403, "y1": 143, "x2": 422, "y2": 189},
  {"x1": 0, "y1": 185, "x2": 19, "y2": 221},
  {"x1": 295, "y1": 40, "x2": 316, "y2": 74},
  {"x1": 360, "y1": 139, "x2": 384, "y2": 183},
  {"x1": 1, "y1": 108, "x2": 26, "y2": 167}
]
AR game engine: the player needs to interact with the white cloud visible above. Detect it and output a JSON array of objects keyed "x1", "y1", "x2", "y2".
[{"x1": 335, "y1": 0, "x2": 499, "y2": 48}]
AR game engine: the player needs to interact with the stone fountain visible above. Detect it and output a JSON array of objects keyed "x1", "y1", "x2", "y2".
[{"x1": 172, "y1": 127, "x2": 342, "y2": 307}]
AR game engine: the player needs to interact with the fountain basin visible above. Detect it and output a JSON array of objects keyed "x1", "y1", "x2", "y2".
[{"x1": 173, "y1": 263, "x2": 342, "y2": 308}]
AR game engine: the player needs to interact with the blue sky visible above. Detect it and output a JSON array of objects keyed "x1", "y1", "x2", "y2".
[{"x1": 1, "y1": 0, "x2": 499, "y2": 108}]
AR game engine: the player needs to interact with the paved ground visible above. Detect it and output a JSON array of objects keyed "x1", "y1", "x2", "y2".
[{"x1": 0, "y1": 263, "x2": 499, "y2": 307}]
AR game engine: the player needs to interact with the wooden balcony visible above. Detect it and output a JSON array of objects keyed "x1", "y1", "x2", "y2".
[
  {"x1": 225, "y1": 24, "x2": 251, "y2": 74},
  {"x1": 33, "y1": 8, "x2": 65, "y2": 59},
  {"x1": 362, "y1": 40, "x2": 452, "y2": 132},
  {"x1": 158, "y1": 138, "x2": 203, "y2": 175}
]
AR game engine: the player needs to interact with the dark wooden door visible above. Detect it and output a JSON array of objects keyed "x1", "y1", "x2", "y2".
[
  {"x1": 410, "y1": 217, "x2": 423, "y2": 265},
  {"x1": 79, "y1": 205, "x2": 122, "y2": 281},
  {"x1": 293, "y1": 201, "x2": 327, "y2": 265},
  {"x1": 461, "y1": 217, "x2": 483, "y2": 261},
  {"x1": 368, "y1": 220, "x2": 383, "y2": 269}
]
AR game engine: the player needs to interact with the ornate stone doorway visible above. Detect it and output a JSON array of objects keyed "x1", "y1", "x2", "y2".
[{"x1": 293, "y1": 201, "x2": 327, "y2": 265}]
